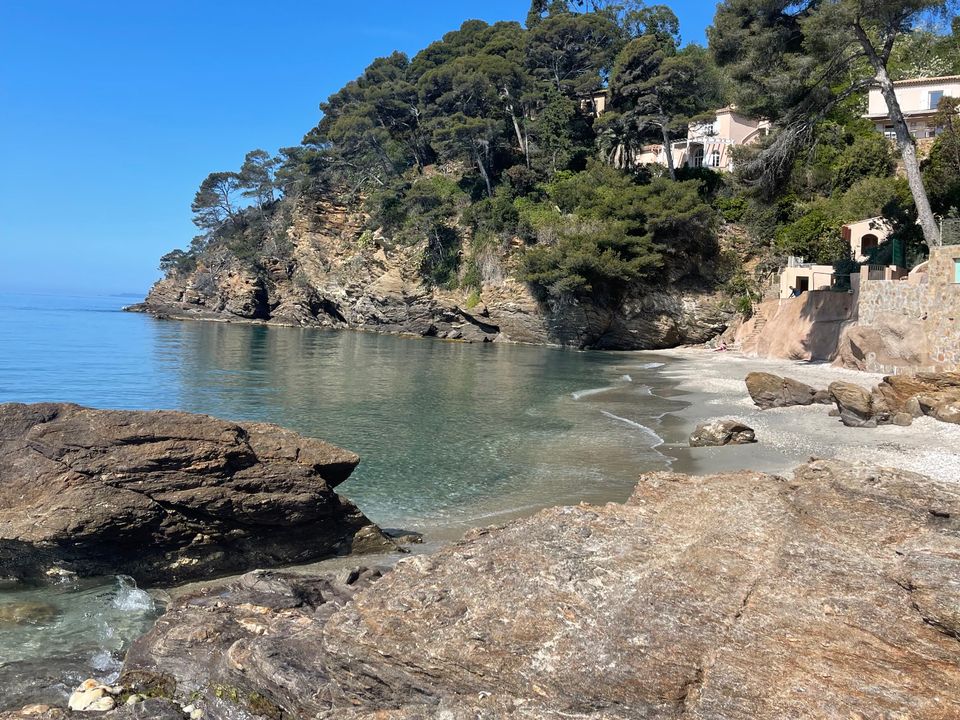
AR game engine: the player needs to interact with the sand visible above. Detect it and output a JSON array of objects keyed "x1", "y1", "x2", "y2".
[{"x1": 647, "y1": 347, "x2": 960, "y2": 484}]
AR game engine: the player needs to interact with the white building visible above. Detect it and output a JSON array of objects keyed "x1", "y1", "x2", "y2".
[
  {"x1": 864, "y1": 75, "x2": 960, "y2": 139},
  {"x1": 635, "y1": 107, "x2": 770, "y2": 172}
]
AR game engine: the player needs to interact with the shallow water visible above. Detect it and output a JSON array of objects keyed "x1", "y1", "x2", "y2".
[{"x1": 0, "y1": 292, "x2": 687, "y2": 706}]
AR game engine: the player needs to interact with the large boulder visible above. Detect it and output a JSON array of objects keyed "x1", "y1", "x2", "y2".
[
  {"x1": 828, "y1": 381, "x2": 876, "y2": 427},
  {"x1": 745, "y1": 372, "x2": 830, "y2": 409},
  {"x1": 0, "y1": 403, "x2": 394, "y2": 585},
  {"x1": 689, "y1": 419, "x2": 757, "y2": 447},
  {"x1": 113, "y1": 460, "x2": 960, "y2": 719}
]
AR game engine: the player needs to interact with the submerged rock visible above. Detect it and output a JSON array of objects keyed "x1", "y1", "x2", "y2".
[
  {"x1": 689, "y1": 419, "x2": 757, "y2": 446},
  {"x1": 0, "y1": 403, "x2": 395, "y2": 585},
  {"x1": 0, "y1": 602, "x2": 59, "y2": 627},
  {"x1": 113, "y1": 459, "x2": 960, "y2": 719}
]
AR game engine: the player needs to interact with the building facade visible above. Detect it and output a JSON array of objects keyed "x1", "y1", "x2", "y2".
[{"x1": 864, "y1": 75, "x2": 960, "y2": 139}]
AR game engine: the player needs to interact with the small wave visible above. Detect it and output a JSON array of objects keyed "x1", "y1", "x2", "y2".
[
  {"x1": 571, "y1": 386, "x2": 614, "y2": 400},
  {"x1": 600, "y1": 410, "x2": 664, "y2": 448},
  {"x1": 635, "y1": 362, "x2": 665, "y2": 370},
  {"x1": 619, "y1": 374, "x2": 632, "y2": 382},
  {"x1": 112, "y1": 576, "x2": 154, "y2": 613}
]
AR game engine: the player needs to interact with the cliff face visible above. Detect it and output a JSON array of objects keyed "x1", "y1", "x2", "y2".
[{"x1": 130, "y1": 199, "x2": 733, "y2": 350}]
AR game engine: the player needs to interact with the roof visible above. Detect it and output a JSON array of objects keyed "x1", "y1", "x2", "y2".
[{"x1": 886, "y1": 75, "x2": 960, "y2": 87}]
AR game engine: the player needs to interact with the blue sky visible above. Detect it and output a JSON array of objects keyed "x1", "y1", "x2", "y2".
[{"x1": 0, "y1": 1, "x2": 718, "y2": 295}]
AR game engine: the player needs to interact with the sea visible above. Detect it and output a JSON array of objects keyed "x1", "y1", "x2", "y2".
[{"x1": 0, "y1": 291, "x2": 687, "y2": 706}]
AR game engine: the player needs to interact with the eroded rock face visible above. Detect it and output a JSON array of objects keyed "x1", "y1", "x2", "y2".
[
  {"x1": 745, "y1": 372, "x2": 830, "y2": 409},
  {"x1": 0, "y1": 403, "x2": 394, "y2": 585},
  {"x1": 689, "y1": 419, "x2": 756, "y2": 446},
  {"x1": 115, "y1": 460, "x2": 960, "y2": 719},
  {"x1": 127, "y1": 202, "x2": 731, "y2": 350}
]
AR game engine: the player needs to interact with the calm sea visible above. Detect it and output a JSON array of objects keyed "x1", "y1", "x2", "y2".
[{"x1": 0, "y1": 291, "x2": 684, "y2": 706}]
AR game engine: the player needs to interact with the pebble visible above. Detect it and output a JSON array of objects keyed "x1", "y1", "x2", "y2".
[{"x1": 67, "y1": 679, "x2": 121, "y2": 712}]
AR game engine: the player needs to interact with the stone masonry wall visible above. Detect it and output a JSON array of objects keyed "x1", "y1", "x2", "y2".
[{"x1": 855, "y1": 245, "x2": 960, "y2": 372}]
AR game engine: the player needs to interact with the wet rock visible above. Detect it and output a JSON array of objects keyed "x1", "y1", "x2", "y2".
[
  {"x1": 117, "y1": 460, "x2": 960, "y2": 719},
  {"x1": 0, "y1": 403, "x2": 395, "y2": 585},
  {"x1": 745, "y1": 372, "x2": 828, "y2": 409},
  {"x1": 689, "y1": 419, "x2": 757, "y2": 447},
  {"x1": 0, "y1": 602, "x2": 59, "y2": 627}
]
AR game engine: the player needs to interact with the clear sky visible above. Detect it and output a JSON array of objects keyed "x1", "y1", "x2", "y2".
[{"x1": 0, "y1": 1, "x2": 718, "y2": 296}]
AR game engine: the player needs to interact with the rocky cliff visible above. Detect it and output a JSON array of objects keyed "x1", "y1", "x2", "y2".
[
  {"x1": 10, "y1": 458, "x2": 956, "y2": 719},
  {"x1": 0, "y1": 403, "x2": 395, "y2": 585},
  {"x1": 129, "y1": 199, "x2": 733, "y2": 350}
]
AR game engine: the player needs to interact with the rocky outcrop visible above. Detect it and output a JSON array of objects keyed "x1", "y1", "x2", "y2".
[
  {"x1": 745, "y1": 372, "x2": 831, "y2": 409},
  {"x1": 689, "y1": 419, "x2": 756, "y2": 446},
  {"x1": 127, "y1": 200, "x2": 732, "y2": 350},
  {"x1": 823, "y1": 373, "x2": 960, "y2": 428},
  {"x1": 0, "y1": 403, "x2": 394, "y2": 585},
  {"x1": 78, "y1": 459, "x2": 960, "y2": 719},
  {"x1": 736, "y1": 293, "x2": 857, "y2": 362},
  {"x1": 835, "y1": 317, "x2": 931, "y2": 372}
]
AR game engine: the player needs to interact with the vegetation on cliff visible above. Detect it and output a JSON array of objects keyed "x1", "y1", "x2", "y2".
[{"x1": 157, "y1": 0, "x2": 960, "y2": 319}]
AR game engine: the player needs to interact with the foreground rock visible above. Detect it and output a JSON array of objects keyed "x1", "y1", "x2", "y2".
[
  {"x1": 0, "y1": 403, "x2": 394, "y2": 585},
  {"x1": 108, "y1": 459, "x2": 960, "y2": 719},
  {"x1": 745, "y1": 372, "x2": 830, "y2": 409},
  {"x1": 689, "y1": 419, "x2": 756, "y2": 446}
]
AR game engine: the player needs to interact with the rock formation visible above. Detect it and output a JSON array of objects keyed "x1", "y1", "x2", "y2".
[
  {"x1": 824, "y1": 373, "x2": 960, "y2": 428},
  {"x1": 0, "y1": 403, "x2": 394, "y2": 585},
  {"x1": 127, "y1": 200, "x2": 732, "y2": 350},
  {"x1": 689, "y1": 419, "x2": 756, "y2": 446},
  {"x1": 744, "y1": 372, "x2": 831, "y2": 409},
  {"x1": 32, "y1": 459, "x2": 955, "y2": 719}
]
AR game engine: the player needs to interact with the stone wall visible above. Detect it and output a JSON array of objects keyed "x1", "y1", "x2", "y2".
[{"x1": 843, "y1": 245, "x2": 960, "y2": 373}]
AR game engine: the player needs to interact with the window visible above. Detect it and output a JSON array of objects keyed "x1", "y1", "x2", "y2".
[
  {"x1": 883, "y1": 125, "x2": 896, "y2": 139},
  {"x1": 709, "y1": 149, "x2": 721, "y2": 168},
  {"x1": 690, "y1": 146, "x2": 704, "y2": 168},
  {"x1": 930, "y1": 90, "x2": 944, "y2": 110},
  {"x1": 954, "y1": 258, "x2": 960, "y2": 284}
]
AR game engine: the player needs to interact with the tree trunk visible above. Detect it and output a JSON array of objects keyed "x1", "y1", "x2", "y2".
[
  {"x1": 476, "y1": 154, "x2": 493, "y2": 198},
  {"x1": 854, "y1": 23, "x2": 939, "y2": 247},
  {"x1": 660, "y1": 123, "x2": 676, "y2": 180}
]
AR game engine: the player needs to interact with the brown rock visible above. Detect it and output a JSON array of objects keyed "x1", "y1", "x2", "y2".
[
  {"x1": 0, "y1": 403, "x2": 395, "y2": 585},
  {"x1": 828, "y1": 381, "x2": 876, "y2": 427},
  {"x1": 745, "y1": 372, "x2": 828, "y2": 409},
  {"x1": 891, "y1": 412, "x2": 914, "y2": 427},
  {"x1": 689, "y1": 419, "x2": 757, "y2": 447},
  {"x1": 118, "y1": 460, "x2": 960, "y2": 719}
]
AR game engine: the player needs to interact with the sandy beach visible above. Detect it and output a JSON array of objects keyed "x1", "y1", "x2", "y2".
[{"x1": 646, "y1": 347, "x2": 960, "y2": 483}]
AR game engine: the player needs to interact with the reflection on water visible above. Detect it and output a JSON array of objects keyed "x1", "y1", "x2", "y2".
[{"x1": 0, "y1": 292, "x2": 687, "y2": 706}]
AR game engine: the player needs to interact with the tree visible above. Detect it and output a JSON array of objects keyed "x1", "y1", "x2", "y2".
[
  {"x1": 924, "y1": 97, "x2": 960, "y2": 213},
  {"x1": 191, "y1": 172, "x2": 241, "y2": 231},
  {"x1": 709, "y1": 0, "x2": 957, "y2": 246},
  {"x1": 239, "y1": 150, "x2": 279, "y2": 212},
  {"x1": 526, "y1": 11, "x2": 621, "y2": 96},
  {"x1": 610, "y1": 34, "x2": 723, "y2": 179}
]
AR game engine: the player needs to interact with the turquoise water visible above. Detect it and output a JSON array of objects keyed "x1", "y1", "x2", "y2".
[{"x1": 0, "y1": 291, "x2": 684, "y2": 706}]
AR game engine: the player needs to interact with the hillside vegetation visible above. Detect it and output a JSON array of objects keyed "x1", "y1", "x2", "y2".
[{"x1": 158, "y1": 0, "x2": 960, "y2": 326}]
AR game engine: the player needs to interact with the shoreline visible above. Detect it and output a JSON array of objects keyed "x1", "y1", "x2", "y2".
[{"x1": 644, "y1": 347, "x2": 960, "y2": 483}]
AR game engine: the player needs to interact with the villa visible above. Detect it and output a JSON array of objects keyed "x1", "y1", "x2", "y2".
[
  {"x1": 635, "y1": 107, "x2": 771, "y2": 172},
  {"x1": 777, "y1": 218, "x2": 899, "y2": 299},
  {"x1": 864, "y1": 75, "x2": 960, "y2": 139}
]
